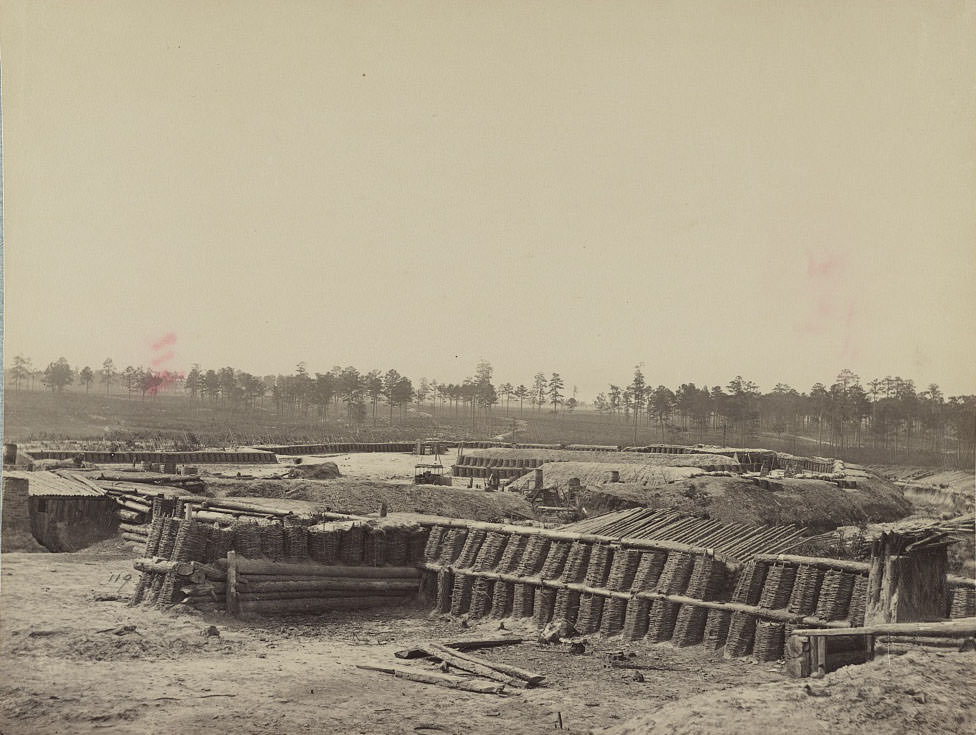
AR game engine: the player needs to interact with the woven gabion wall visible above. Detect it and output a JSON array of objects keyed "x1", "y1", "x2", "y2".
[{"x1": 419, "y1": 523, "x2": 881, "y2": 664}]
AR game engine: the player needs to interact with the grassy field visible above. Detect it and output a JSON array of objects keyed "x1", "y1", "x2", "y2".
[
  {"x1": 2, "y1": 389, "x2": 961, "y2": 467},
  {"x1": 1, "y1": 390, "x2": 462, "y2": 446},
  {"x1": 1, "y1": 390, "x2": 779, "y2": 448}
]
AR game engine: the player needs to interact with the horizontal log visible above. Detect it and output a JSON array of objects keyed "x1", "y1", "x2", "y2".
[
  {"x1": 239, "y1": 589, "x2": 415, "y2": 602},
  {"x1": 355, "y1": 664, "x2": 504, "y2": 694},
  {"x1": 181, "y1": 498, "x2": 294, "y2": 517},
  {"x1": 793, "y1": 617, "x2": 976, "y2": 639},
  {"x1": 422, "y1": 645, "x2": 524, "y2": 688},
  {"x1": 752, "y1": 553, "x2": 870, "y2": 575},
  {"x1": 133, "y1": 558, "x2": 222, "y2": 579},
  {"x1": 134, "y1": 558, "x2": 194, "y2": 574},
  {"x1": 116, "y1": 509, "x2": 146, "y2": 523},
  {"x1": 122, "y1": 532, "x2": 149, "y2": 544},
  {"x1": 948, "y1": 575, "x2": 976, "y2": 588},
  {"x1": 218, "y1": 558, "x2": 421, "y2": 579},
  {"x1": 445, "y1": 638, "x2": 524, "y2": 652},
  {"x1": 119, "y1": 522, "x2": 148, "y2": 534},
  {"x1": 238, "y1": 579, "x2": 420, "y2": 593},
  {"x1": 116, "y1": 498, "x2": 152, "y2": 514},
  {"x1": 876, "y1": 636, "x2": 971, "y2": 648},
  {"x1": 191, "y1": 510, "x2": 245, "y2": 524},
  {"x1": 419, "y1": 561, "x2": 849, "y2": 625},
  {"x1": 233, "y1": 574, "x2": 351, "y2": 583},
  {"x1": 238, "y1": 595, "x2": 411, "y2": 614},
  {"x1": 428, "y1": 643, "x2": 544, "y2": 686},
  {"x1": 180, "y1": 582, "x2": 226, "y2": 595},
  {"x1": 182, "y1": 497, "x2": 362, "y2": 519},
  {"x1": 180, "y1": 587, "x2": 227, "y2": 602},
  {"x1": 565, "y1": 583, "x2": 632, "y2": 601},
  {"x1": 193, "y1": 563, "x2": 226, "y2": 582}
]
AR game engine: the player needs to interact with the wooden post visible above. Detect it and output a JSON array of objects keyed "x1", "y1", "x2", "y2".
[
  {"x1": 814, "y1": 636, "x2": 827, "y2": 678},
  {"x1": 865, "y1": 532, "x2": 949, "y2": 625},
  {"x1": 226, "y1": 550, "x2": 239, "y2": 616}
]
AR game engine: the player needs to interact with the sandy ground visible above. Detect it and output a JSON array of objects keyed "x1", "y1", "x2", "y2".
[
  {"x1": 2, "y1": 547, "x2": 790, "y2": 735},
  {"x1": 71, "y1": 451, "x2": 456, "y2": 483},
  {"x1": 606, "y1": 648, "x2": 976, "y2": 735},
  {"x1": 3, "y1": 550, "x2": 975, "y2": 734},
  {"x1": 190, "y1": 451, "x2": 462, "y2": 483}
]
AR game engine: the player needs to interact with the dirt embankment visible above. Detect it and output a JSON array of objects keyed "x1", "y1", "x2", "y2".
[
  {"x1": 206, "y1": 478, "x2": 535, "y2": 522},
  {"x1": 605, "y1": 648, "x2": 976, "y2": 735},
  {"x1": 866, "y1": 465, "x2": 974, "y2": 516},
  {"x1": 571, "y1": 474, "x2": 910, "y2": 531}
]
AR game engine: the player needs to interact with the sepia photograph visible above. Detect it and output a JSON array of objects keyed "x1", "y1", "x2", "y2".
[{"x1": 1, "y1": 2, "x2": 974, "y2": 733}]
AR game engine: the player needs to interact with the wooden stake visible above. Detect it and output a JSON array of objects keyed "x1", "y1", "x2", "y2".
[{"x1": 226, "y1": 550, "x2": 239, "y2": 616}]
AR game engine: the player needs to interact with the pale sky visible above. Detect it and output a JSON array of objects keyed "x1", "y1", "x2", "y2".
[{"x1": 2, "y1": 1, "x2": 974, "y2": 398}]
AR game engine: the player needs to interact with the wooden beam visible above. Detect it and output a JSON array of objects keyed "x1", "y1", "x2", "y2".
[
  {"x1": 428, "y1": 643, "x2": 544, "y2": 687},
  {"x1": 215, "y1": 558, "x2": 421, "y2": 578},
  {"x1": 792, "y1": 617, "x2": 976, "y2": 638},
  {"x1": 238, "y1": 595, "x2": 411, "y2": 614},
  {"x1": 421, "y1": 645, "x2": 525, "y2": 688},
  {"x1": 752, "y1": 553, "x2": 869, "y2": 575},
  {"x1": 238, "y1": 578, "x2": 420, "y2": 593},
  {"x1": 444, "y1": 638, "x2": 524, "y2": 652},
  {"x1": 355, "y1": 664, "x2": 504, "y2": 694}
]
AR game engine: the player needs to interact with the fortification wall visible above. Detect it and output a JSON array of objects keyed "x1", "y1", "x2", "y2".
[
  {"x1": 128, "y1": 513, "x2": 974, "y2": 662},
  {"x1": 27, "y1": 450, "x2": 278, "y2": 464}
]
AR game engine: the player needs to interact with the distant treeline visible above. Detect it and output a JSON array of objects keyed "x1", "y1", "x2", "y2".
[
  {"x1": 6, "y1": 355, "x2": 974, "y2": 462},
  {"x1": 594, "y1": 367, "x2": 975, "y2": 462}
]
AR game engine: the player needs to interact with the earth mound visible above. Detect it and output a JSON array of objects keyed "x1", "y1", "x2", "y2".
[
  {"x1": 287, "y1": 461, "x2": 341, "y2": 480},
  {"x1": 206, "y1": 478, "x2": 534, "y2": 522}
]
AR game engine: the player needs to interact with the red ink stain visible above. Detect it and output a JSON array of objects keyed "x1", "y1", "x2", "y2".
[
  {"x1": 146, "y1": 333, "x2": 180, "y2": 395},
  {"x1": 151, "y1": 350, "x2": 175, "y2": 368},
  {"x1": 147, "y1": 369, "x2": 184, "y2": 397},
  {"x1": 152, "y1": 333, "x2": 177, "y2": 351},
  {"x1": 807, "y1": 252, "x2": 844, "y2": 279}
]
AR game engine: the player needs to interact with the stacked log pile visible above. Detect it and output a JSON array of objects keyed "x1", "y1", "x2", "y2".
[
  {"x1": 131, "y1": 520, "x2": 429, "y2": 615},
  {"x1": 105, "y1": 484, "x2": 351, "y2": 552},
  {"x1": 105, "y1": 488, "x2": 155, "y2": 549}
]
